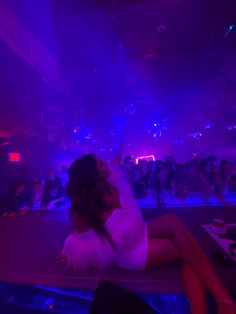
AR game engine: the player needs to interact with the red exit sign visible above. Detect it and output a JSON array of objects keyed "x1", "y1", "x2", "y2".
[{"x1": 8, "y1": 152, "x2": 21, "y2": 162}]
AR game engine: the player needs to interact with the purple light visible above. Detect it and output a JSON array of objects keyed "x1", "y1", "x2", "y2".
[
  {"x1": 173, "y1": 139, "x2": 185, "y2": 144},
  {"x1": 1, "y1": 141, "x2": 11, "y2": 146},
  {"x1": 157, "y1": 24, "x2": 166, "y2": 32},
  {"x1": 189, "y1": 131, "x2": 202, "y2": 140},
  {"x1": 227, "y1": 125, "x2": 236, "y2": 131},
  {"x1": 73, "y1": 127, "x2": 92, "y2": 142},
  {"x1": 125, "y1": 103, "x2": 136, "y2": 115},
  {"x1": 149, "y1": 120, "x2": 168, "y2": 138},
  {"x1": 229, "y1": 24, "x2": 235, "y2": 31},
  {"x1": 203, "y1": 123, "x2": 213, "y2": 129}
]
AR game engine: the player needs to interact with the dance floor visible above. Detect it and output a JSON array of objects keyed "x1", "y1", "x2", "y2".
[{"x1": 0, "y1": 205, "x2": 236, "y2": 295}]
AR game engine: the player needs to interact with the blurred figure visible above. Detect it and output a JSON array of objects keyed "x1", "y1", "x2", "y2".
[
  {"x1": 229, "y1": 174, "x2": 236, "y2": 192},
  {"x1": 41, "y1": 168, "x2": 65, "y2": 209},
  {"x1": 219, "y1": 160, "x2": 236, "y2": 195},
  {"x1": 139, "y1": 160, "x2": 148, "y2": 178},
  {"x1": 156, "y1": 165, "x2": 170, "y2": 205},
  {"x1": 0, "y1": 179, "x2": 32, "y2": 216},
  {"x1": 143, "y1": 161, "x2": 158, "y2": 200},
  {"x1": 121, "y1": 156, "x2": 135, "y2": 181},
  {"x1": 130, "y1": 166, "x2": 146, "y2": 199},
  {"x1": 164, "y1": 157, "x2": 176, "y2": 200},
  {"x1": 41, "y1": 181, "x2": 66, "y2": 209},
  {"x1": 31, "y1": 178, "x2": 44, "y2": 209},
  {"x1": 58, "y1": 164, "x2": 69, "y2": 187},
  {"x1": 199, "y1": 158, "x2": 215, "y2": 185},
  {"x1": 175, "y1": 164, "x2": 189, "y2": 202},
  {"x1": 184, "y1": 159, "x2": 230, "y2": 206},
  {"x1": 164, "y1": 156, "x2": 176, "y2": 173},
  {"x1": 44, "y1": 168, "x2": 64, "y2": 195}
]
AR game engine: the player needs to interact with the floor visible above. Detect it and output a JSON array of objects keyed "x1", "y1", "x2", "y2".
[{"x1": 138, "y1": 192, "x2": 236, "y2": 208}]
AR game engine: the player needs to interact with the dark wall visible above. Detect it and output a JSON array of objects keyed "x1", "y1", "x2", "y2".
[{"x1": 0, "y1": 138, "x2": 58, "y2": 196}]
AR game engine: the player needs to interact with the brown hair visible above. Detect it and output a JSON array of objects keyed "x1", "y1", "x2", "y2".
[{"x1": 67, "y1": 154, "x2": 120, "y2": 248}]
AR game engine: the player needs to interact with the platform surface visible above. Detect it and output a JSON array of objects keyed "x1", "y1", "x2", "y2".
[{"x1": 0, "y1": 206, "x2": 235, "y2": 294}]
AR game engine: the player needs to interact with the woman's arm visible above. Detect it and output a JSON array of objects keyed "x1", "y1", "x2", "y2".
[
  {"x1": 111, "y1": 134, "x2": 123, "y2": 166},
  {"x1": 111, "y1": 115, "x2": 127, "y2": 166}
]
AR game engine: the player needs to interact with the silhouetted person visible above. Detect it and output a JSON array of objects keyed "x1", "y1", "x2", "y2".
[{"x1": 0, "y1": 179, "x2": 32, "y2": 216}]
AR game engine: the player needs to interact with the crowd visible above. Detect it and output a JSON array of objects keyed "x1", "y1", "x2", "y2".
[
  {"x1": 0, "y1": 155, "x2": 235, "y2": 216},
  {"x1": 123, "y1": 155, "x2": 236, "y2": 206},
  {"x1": 0, "y1": 167, "x2": 68, "y2": 216}
]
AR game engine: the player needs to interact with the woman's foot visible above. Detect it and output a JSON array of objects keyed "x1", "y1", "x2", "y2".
[{"x1": 216, "y1": 299, "x2": 235, "y2": 314}]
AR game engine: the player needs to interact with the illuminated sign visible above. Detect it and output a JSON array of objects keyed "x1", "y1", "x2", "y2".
[
  {"x1": 8, "y1": 152, "x2": 21, "y2": 162},
  {"x1": 135, "y1": 155, "x2": 155, "y2": 164}
]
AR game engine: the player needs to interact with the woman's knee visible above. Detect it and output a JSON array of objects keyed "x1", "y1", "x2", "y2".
[
  {"x1": 164, "y1": 214, "x2": 181, "y2": 224},
  {"x1": 164, "y1": 214, "x2": 186, "y2": 232}
]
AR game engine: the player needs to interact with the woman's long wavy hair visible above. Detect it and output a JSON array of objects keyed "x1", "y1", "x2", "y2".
[{"x1": 67, "y1": 154, "x2": 120, "y2": 248}]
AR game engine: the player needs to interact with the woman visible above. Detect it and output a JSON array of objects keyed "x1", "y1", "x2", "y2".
[
  {"x1": 31, "y1": 178, "x2": 44, "y2": 209},
  {"x1": 219, "y1": 160, "x2": 236, "y2": 196},
  {"x1": 62, "y1": 154, "x2": 235, "y2": 314},
  {"x1": 175, "y1": 160, "x2": 230, "y2": 207},
  {"x1": 0, "y1": 179, "x2": 32, "y2": 216}
]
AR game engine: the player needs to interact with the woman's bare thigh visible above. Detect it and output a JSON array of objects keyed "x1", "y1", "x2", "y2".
[
  {"x1": 147, "y1": 214, "x2": 186, "y2": 239},
  {"x1": 146, "y1": 238, "x2": 180, "y2": 269}
]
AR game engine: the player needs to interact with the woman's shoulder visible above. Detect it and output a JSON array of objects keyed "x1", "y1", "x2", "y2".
[{"x1": 94, "y1": 205, "x2": 117, "y2": 224}]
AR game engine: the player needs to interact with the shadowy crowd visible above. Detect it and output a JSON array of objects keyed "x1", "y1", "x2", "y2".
[
  {"x1": 122, "y1": 155, "x2": 236, "y2": 206},
  {"x1": 0, "y1": 155, "x2": 236, "y2": 216}
]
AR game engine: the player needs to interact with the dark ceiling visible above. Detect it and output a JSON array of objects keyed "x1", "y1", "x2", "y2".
[{"x1": 0, "y1": 0, "x2": 236, "y2": 157}]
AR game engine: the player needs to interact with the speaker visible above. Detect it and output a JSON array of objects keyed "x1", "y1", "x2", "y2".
[{"x1": 90, "y1": 280, "x2": 159, "y2": 314}]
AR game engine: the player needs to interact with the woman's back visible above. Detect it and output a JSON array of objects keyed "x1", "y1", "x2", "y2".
[{"x1": 62, "y1": 157, "x2": 148, "y2": 272}]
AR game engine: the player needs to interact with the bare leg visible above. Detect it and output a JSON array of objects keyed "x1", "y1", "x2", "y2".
[
  {"x1": 148, "y1": 215, "x2": 235, "y2": 313},
  {"x1": 147, "y1": 238, "x2": 206, "y2": 314},
  {"x1": 199, "y1": 174, "x2": 230, "y2": 207},
  {"x1": 182, "y1": 262, "x2": 206, "y2": 314}
]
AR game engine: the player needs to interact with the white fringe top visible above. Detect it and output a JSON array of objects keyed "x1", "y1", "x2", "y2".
[{"x1": 62, "y1": 165, "x2": 148, "y2": 272}]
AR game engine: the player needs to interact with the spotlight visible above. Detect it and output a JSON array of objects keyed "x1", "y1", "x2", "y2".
[
  {"x1": 229, "y1": 24, "x2": 235, "y2": 31},
  {"x1": 124, "y1": 103, "x2": 136, "y2": 115},
  {"x1": 189, "y1": 131, "x2": 202, "y2": 140},
  {"x1": 203, "y1": 123, "x2": 213, "y2": 129},
  {"x1": 157, "y1": 24, "x2": 166, "y2": 32},
  {"x1": 227, "y1": 124, "x2": 236, "y2": 130}
]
